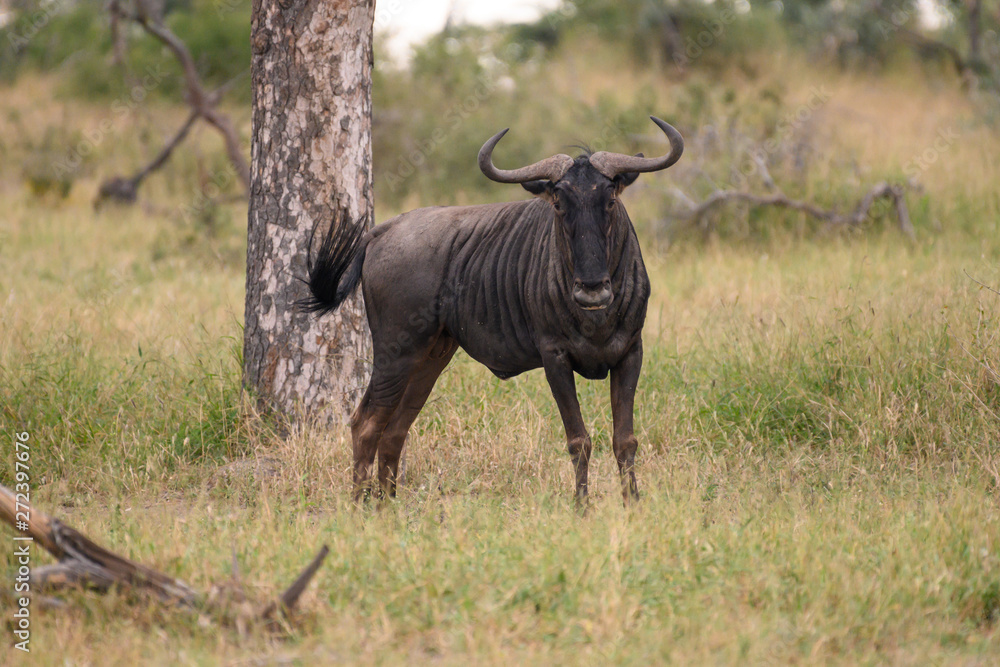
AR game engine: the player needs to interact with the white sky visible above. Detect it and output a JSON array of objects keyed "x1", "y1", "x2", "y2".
[{"x1": 377, "y1": 0, "x2": 563, "y2": 62}]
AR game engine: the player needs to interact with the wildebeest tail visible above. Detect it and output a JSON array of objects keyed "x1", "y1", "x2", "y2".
[{"x1": 299, "y1": 210, "x2": 371, "y2": 316}]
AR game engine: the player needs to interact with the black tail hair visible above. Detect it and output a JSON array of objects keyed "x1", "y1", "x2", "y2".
[{"x1": 299, "y1": 209, "x2": 370, "y2": 316}]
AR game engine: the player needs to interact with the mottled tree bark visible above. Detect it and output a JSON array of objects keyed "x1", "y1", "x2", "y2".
[{"x1": 244, "y1": 0, "x2": 374, "y2": 422}]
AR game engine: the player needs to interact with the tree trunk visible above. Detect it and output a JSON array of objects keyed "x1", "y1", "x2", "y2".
[{"x1": 244, "y1": 0, "x2": 374, "y2": 422}]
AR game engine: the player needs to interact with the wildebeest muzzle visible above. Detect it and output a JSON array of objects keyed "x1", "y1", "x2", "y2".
[{"x1": 573, "y1": 277, "x2": 613, "y2": 310}]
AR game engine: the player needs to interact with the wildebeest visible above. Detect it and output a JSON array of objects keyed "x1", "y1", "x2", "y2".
[{"x1": 303, "y1": 116, "x2": 684, "y2": 503}]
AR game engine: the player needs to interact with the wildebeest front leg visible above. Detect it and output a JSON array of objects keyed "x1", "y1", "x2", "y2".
[
  {"x1": 542, "y1": 351, "x2": 591, "y2": 502},
  {"x1": 611, "y1": 340, "x2": 643, "y2": 503}
]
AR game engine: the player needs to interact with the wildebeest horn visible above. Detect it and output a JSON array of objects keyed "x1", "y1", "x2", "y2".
[
  {"x1": 588, "y1": 116, "x2": 684, "y2": 179},
  {"x1": 478, "y1": 128, "x2": 575, "y2": 183}
]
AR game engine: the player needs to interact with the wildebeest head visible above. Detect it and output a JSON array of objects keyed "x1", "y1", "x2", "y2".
[{"x1": 479, "y1": 117, "x2": 683, "y2": 310}]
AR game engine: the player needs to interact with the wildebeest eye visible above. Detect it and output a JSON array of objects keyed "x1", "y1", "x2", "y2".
[
  {"x1": 606, "y1": 198, "x2": 616, "y2": 211},
  {"x1": 552, "y1": 198, "x2": 563, "y2": 213}
]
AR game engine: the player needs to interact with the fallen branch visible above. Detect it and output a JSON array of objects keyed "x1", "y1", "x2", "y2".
[
  {"x1": 0, "y1": 484, "x2": 327, "y2": 626},
  {"x1": 672, "y1": 181, "x2": 918, "y2": 240}
]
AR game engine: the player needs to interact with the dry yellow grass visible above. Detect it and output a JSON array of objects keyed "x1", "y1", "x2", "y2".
[{"x1": 2, "y1": 44, "x2": 1000, "y2": 664}]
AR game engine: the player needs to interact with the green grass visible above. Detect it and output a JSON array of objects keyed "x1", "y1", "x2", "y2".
[{"x1": 4, "y1": 185, "x2": 998, "y2": 662}]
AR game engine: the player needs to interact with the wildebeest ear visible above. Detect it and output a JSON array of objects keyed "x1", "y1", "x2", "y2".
[
  {"x1": 612, "y1": 152, "x2": 643, "y2": 192},
  {"x1": 521, "y1": 180, "x2": 554, "y2": 197},
  {"x1": 614, "y1": 171, "x2": 640, "y2": 190}
]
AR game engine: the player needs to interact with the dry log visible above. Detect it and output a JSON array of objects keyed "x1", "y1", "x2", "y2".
[
  {"x1": 1, "y1": 483, "x2": 197, "y2": 602},
  {"x1": 0, "y1": 484, "x2": 328, "y2": 624}
]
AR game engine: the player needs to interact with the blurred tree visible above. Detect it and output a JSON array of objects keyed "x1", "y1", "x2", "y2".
[
  {"x1": 1, "y1": 0, "x2": 252, "y2": 101},
  {"x1": 243, "y1": 0, "x2": 374, "y2": 422},
  {"x1": 566, "y1": 0, "x2": 761, "y2": 69},
  {"x1": 780, "y1": 0, "x2": 999, "y2": 89},
  {"x1": 917, "y1": 0, "x2": 1000, "y2": 84}
]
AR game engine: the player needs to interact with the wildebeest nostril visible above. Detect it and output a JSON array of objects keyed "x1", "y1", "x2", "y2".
[{"x1": 576, "y1": 277, "x2": 611, "y2": 292}]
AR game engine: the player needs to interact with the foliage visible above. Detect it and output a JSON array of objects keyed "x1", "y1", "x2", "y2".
[
  {"x1": 780, "y1": 0, "x2": 1000, "y2": 89},
  {"x1": 1, "y1": 0, "x2": 252, "y2": 102},
  {"x1": 779, "y1": 0, "x2": 914, "y2": 69},
  {"x1": 570, "y1": 0, "x2": 776, "y2": 69}
]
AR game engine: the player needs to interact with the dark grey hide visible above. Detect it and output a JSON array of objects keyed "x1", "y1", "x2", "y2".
[{"x1": 304, "y1": 117, "x2": 684, "y2": 503}]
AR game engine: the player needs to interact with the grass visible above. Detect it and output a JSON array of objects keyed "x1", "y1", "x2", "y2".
[{"x1": 2, "y1": 46, "x2": 1000, "y2": 664}]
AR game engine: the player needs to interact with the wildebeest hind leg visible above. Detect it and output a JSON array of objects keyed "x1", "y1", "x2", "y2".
[
  {"x1": 350, "y1": 384, "x2": 399, "y2": 503},
  {"x1": 376, "y1": 336, "x2": 458, "y2": 498},
  {"x1": 350, "y1": 352, "x2": 420, "y2": 502}
]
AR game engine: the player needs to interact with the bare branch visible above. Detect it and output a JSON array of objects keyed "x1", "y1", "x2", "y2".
[
  {"x1": 964, "y1": 270, "x2": 1000, "y2": 297},
  {"x1": 100, "y1": 1, "x2": 251, "y2": 204},
  {"x1": 98, "y1": 109, "x2": 199, "y2": 204},
  {"x1": 260, "y1": 545, "x2": 331, "y2": 620},
  {"x1": 199, "y1": 107, "x2": 252, "y2": 190},
  {"x1": 749, "y1": 152, "x2": 776, "y2": 192},
  {"x1": 107, "y1": 0, "x2": 128, "y2": 68}
]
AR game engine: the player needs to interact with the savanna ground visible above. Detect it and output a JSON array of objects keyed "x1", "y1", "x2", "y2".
[{"x1": 3, "y1": 19, "x2": 1000, "y2": 666}]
